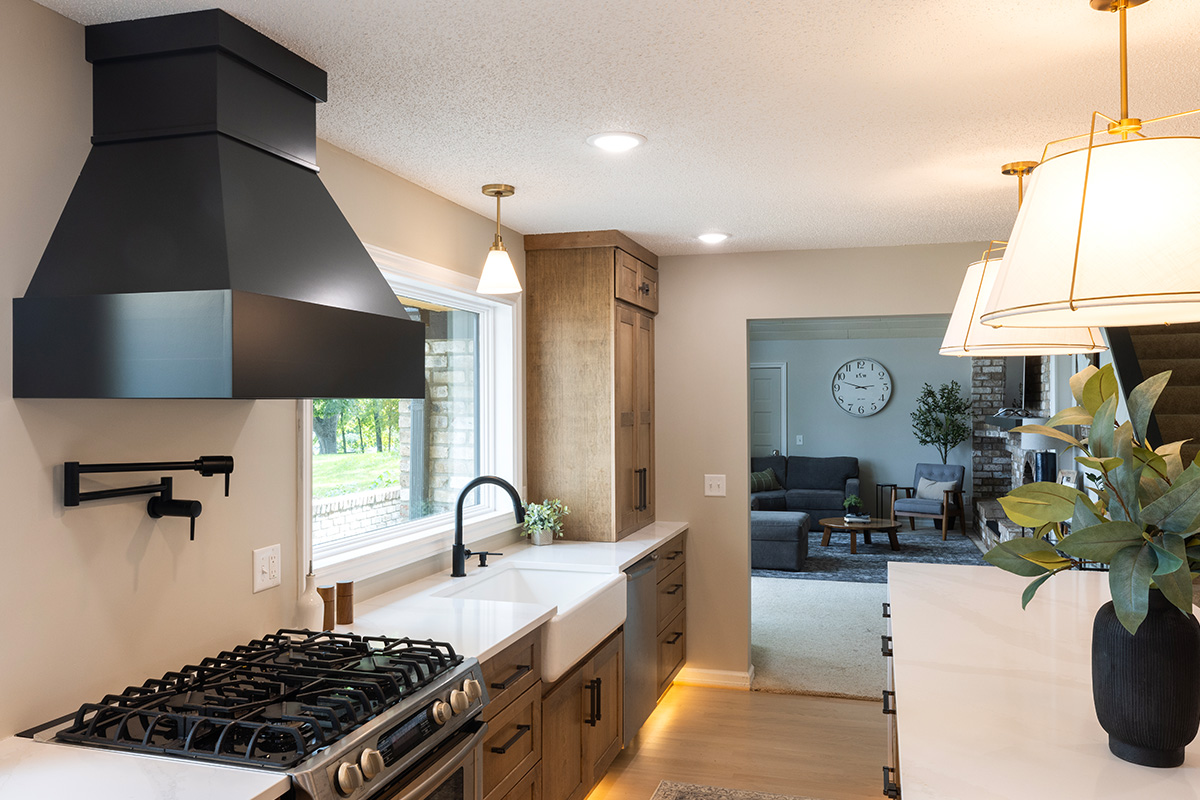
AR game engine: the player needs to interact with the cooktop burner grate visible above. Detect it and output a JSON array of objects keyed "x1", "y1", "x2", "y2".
[{"x1": 54, "y1": 629, "x2": 463, "y2": 769}]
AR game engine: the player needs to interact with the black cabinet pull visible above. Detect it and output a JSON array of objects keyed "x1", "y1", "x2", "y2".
[
  {"x1": 882, "y1": 766, "x2": 901, "y2": 799},
  {"x1": 595, "y1": 677, "x2": 602, "y2": 722},
  {"x1": 882, "y1": 689, "x2": 896, "y2": 715},
  {"x1": 585, "y1": 678, "x2": 599, "y2": 727},
  {"x1": 490, "y1": 664, "x2": 531, "y2": 691},
  {"x1": 665, "y1": 584, "x2": 683, "y2": 596},
  {"x1": 881, "y1": 635, "x2": 893, "y2": 658},
  {"x1": 882, "y1": 602, "x2": 891, "y2": 618},
  {"x1": 666, "y1": 631, "x2": 683, "y2": 645},
  {"x1": 634, "y1": 468, "x2": 648, "y2": 511},
  {"x1": 490, "y1": 724, "x2": 531, "y2": 755},
  {"x1": 664, "y1": 550, "x2": 682, "y2": 561}
]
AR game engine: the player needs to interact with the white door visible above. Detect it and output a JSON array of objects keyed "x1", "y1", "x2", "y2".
[{"x1": 749, "y1": 364, "x2": 786, "y2": 457}]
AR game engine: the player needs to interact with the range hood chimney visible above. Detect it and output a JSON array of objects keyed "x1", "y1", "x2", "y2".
[{"x1": 13, "y1": 9, "x2": 424, "y2": 399}]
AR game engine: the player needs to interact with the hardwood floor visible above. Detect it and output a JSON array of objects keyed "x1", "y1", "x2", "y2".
[{"x1": 587, "y1": 685, "x2": 885, "y2": 800}]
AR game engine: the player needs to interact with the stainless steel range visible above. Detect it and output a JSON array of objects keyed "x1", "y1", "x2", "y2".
[{"x1": 25, "y1": 630, "x2": 489, "y2": 800}]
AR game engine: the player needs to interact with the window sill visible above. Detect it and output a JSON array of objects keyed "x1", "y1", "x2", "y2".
[{"x1": 314, "y1": 509, "x2": 522, "y2": 586}]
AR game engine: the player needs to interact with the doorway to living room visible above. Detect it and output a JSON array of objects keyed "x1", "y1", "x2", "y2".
[{"x1": 746, "y1": 314, "x2": 988, "y2": 699}]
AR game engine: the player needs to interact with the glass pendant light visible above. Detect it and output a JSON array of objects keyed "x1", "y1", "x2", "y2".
[
  {"x1": 939, "y1": 162, "x2": 1106, "y2": 356},
  {"x1": 982, "y1": 0, "x2": 1200, "y2": 328},
  {"x1": 478, "y1": 184, "x2": 522, "y2": 295}
]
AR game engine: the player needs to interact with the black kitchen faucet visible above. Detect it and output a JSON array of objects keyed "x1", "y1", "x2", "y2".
[{"x1": 452, "y1": 476, "x2": 524, "y2": 577}]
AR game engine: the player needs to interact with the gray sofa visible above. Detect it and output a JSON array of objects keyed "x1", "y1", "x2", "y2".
[{"x1": 750, "y1": 455, "x2": 860, "y2": 522}]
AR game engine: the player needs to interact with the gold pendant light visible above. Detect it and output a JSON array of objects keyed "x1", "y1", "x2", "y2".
[
  {"x1": 477, "y1": 184, "x2": 522, "y2": 295},
  {"x1": 940, "y1": 162, "x2": 1106, "y2": 356},
  {"x1": 981, "y1": 0, "x2": 1200, "y2": 328}
]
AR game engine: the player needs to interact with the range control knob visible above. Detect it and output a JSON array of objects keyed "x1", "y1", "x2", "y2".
[
  {"x1": 359, "y1": 748, "x2": 385, "y2": 780},
  {"x1": 449, "y1": 689, "x2": 470, "y2": 714},
  {"x1": 429, "y1": 700, "x2": 452, "y2": 726},
  {"x1": 335, "y1": 762, "x2": 364, "y2": 796},
  {"x1": 463, "y1": 678, "x2": 483, "y2": 702}
]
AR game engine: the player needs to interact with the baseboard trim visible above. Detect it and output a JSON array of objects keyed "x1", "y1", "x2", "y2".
[{"x1": 674, "y1": 665, "x2": 754, "y2": 690}]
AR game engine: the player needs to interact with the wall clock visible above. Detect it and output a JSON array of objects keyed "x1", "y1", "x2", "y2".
[{"x1": 832, "y1": 358, "x2": 892, "y2": 417}]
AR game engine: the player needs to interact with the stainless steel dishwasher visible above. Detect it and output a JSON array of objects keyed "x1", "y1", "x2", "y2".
[{"x1": 623, "y1": 552, "x2": 659, "y2": 746}]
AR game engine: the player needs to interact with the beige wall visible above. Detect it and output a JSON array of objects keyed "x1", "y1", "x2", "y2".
[
  {"x1": 656, "y1": 243, "x2": 985, "y2": 679},
  {"x1": 0, "y1": 0, "x2": 519, "y2": 738}
]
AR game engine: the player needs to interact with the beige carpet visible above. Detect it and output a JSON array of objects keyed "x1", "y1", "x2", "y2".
[
  {"x1": 750, "y1": 576, "x2": 886, "y2": 700},
  {"x1": 652, "y1": 781, "x2": 829, "y2": 800}
]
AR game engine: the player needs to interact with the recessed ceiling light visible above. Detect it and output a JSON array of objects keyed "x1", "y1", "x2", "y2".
[
  {"x1": 586, "y1": 132, "x2": 646, "y2": 153},
  {"x1": 698, "y1": 232, "x2": 730, "y2": 244}
]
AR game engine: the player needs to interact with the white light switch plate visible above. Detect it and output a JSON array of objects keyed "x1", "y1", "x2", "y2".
[
  {"x1": 795, "y1": 435, "x2": 803, "y2": 445},
  {"x1": 253, "y1": 544, "x2": 282, "y2": 593},
  {"x1": 704, "y1": 474, "x2": 726, "y2": 497}
]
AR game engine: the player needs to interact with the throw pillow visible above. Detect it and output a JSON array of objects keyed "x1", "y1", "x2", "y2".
[
  {"x1": 750, "y1": 468, "x2": 782, "y2": 493},
  {"x1": 916, "y1": 477, "x2": 958, "y2": 501}
]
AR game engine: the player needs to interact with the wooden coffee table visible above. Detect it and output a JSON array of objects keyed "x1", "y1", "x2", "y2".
[{"x1": 818, "y1": 517, "x2": 901, "y2": 554}]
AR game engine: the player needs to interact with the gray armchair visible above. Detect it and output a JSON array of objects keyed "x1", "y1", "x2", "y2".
[{"x1": 890, "y1": 463, "x2": 966, "y2": 540}]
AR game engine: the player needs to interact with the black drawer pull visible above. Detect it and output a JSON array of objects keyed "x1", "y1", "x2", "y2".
[
  {"x1": 490, "y1": 663, "x2": 532, "y2": 691},
  {"x1": 664, "y1": 550, "x2": 683, "y2": 561},
  {"x1": 664, "y1": 584, "x2": 683, "y2": 596},
  {"x1": 665, "y1": 631, "x2": 683, "y2": 645},
  {"x1": 490, "y1": 724, "x2": 531, "y2": 755},
  {"x1": 881, "y1": 635, "x2": 893, "y2": 658},
  {"x1": 882, "y1": 689, "x2": 896, "y2": 715},
  {"x1": 882, "y1": 602, "x2": 891, "y2": 618},
  {"x1": 882, "y1": 766, "x2": 901, "y2": 798}
]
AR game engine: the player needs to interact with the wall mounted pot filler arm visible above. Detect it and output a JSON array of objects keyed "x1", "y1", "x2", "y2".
[{"x1": 64, "y1": 456, "x2": 234, "y2": 540}]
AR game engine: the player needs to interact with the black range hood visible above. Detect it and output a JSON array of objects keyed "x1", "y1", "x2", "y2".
[{"x1": 13, "y1": 9, "x2": 424, "y2": 399}]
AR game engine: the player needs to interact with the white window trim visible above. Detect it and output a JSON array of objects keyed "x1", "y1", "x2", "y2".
[{"x1": 297, "y1": 244, "x2": 524, "y2": 590}]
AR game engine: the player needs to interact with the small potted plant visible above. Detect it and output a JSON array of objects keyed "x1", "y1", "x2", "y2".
[
  {"x1": 983, "y1": 364, "x2": 1200, "y2": 768},
  {"x1": 522, "y1": 499, "x2": 570, "y2": 546},
  {"x1": 843, "y1": 494, "x2": 866, "y2": 520}
]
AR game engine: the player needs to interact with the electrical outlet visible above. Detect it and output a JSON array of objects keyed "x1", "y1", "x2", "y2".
[
  {"x1": 795, "y1": 435, "x2": 803, "y2": 445},
  {"x1": 704, "y1": 474, "x2": 726, "y2": 497},
  {"x1": 253, "y1": 544, "x2": 282, "y2": 593}
]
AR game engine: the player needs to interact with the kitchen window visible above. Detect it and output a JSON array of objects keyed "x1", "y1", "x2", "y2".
[{"x1": 302, "y1": 245, "x2": 522, "y2": 584}]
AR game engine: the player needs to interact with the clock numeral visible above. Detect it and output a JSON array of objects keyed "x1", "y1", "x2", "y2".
[
  {"x1": 833, "y1": 382, "x2": 840, "y2": 391},
  {"x1": 871, "y1": 403, "x2": 878, "y2": 411}
]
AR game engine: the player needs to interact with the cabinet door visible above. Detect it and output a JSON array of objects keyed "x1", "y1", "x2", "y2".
[
  {"x1": 614, "y1": 304, "x2": 639, "y2": 536},
  {"x1": 542, "y1": 667, "x2": 589, "y2": 800},
  {"x1": 585, "y1": 632, "x2": 624, "y2": 782},
  {"x1": 635, "y1": 310, "x2": 655, "y2": 525}
]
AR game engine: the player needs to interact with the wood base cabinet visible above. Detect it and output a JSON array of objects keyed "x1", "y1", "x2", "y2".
[
  {"x1": 525, "y1": 231, "x2": 657, "y2": 541},
  {"x1": 656, "y1": 533, "x2": 687, "y2": 695},
  {"x1": 542, "y1": 630, "x2": 624, "y2": 800},
  {"x1": 482, "y1": 630, "x2": 544, "y2": 800}
]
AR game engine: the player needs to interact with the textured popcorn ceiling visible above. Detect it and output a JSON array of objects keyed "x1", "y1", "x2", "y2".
[{"x1": 32, "y1": 0, "x2": 1200, "y2": 256}]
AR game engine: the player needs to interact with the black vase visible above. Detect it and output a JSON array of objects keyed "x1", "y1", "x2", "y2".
[{"x1": 1092, "y1": 589, "x2": 1200, "y2": 767}]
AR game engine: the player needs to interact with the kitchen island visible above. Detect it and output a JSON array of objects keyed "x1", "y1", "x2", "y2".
[{"x1": 888, "y1": 562, "x2": 1200, "y2": 799}]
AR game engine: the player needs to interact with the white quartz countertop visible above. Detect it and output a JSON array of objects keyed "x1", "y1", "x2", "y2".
[
  {"x1": 348, "y1": 520, "x2": 688, "y2": 661},
  {"x1": 0, "y1": 520, "x2": 687, "y2": 800},
  {"x1": 0, "y1": 735, "x2": 289, "y2": 800},
  {"x1": 888, "y1": 562, "x2": 1200, "y2": 799}
]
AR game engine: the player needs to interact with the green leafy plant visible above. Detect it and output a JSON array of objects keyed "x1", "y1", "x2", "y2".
[
  {"x1": 910, "y1": 381, "x2": 971, "y2": 464},
  {"x1": 983, "y1": 364, "x2": 1198, "y2": 634},
  {"x1": 521, "y1": 499, "x2": 570, "y2": 538},
  {"x1": 843, "y1": 494, "x2": 864, "y2": 512}
]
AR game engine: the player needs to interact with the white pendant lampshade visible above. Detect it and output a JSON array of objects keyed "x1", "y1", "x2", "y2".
[
  {"x1": 478, "y1": 245, "x2": 522, "y2": 294},
  {"x1": 940, "y1": 255, "x2": 1107, "y2": 356},
  {"x1": 981, "y1": 136, "x2": 1200, "y2": 328},
  {"x1": 478, "y1": 183, "x2": 522, "y2": 295}
]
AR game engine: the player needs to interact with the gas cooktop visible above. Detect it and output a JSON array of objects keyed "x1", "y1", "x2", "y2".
[{"x1": 38, "y1": 630, "x2": 466, "y2": 769}]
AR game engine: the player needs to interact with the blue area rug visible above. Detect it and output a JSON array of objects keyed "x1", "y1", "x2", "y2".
[{"x1": 753, "y1": 526, "x2": 990, "y2": 584}]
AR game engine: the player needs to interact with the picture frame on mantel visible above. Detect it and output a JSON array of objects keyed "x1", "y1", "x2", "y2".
[{"x1": 1057, "y1": 469, "x2": 1079, "y2": 489}]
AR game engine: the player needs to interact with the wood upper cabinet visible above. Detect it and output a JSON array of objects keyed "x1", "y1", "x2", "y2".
[
  {"x1": 525, "y1": 231, "x2": 658, "y2": 541},
  {"x1": 615, "y1": 249, "x2": 658, "y2": 313}
]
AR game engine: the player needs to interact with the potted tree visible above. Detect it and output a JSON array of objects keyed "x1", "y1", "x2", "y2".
[
  {"x1": 983, "y1": 364, "x2": 1200, "y2": 768},
  {"x1": 910, "y1": 381, "x2": 971, "y2": 464},
  {"x1": 521, "y1": 499, "x2": 570, "y2": 546}
]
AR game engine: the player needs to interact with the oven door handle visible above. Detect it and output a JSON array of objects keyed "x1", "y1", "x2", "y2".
[{"x1": 382, "y1": 721, "x2": 488, "y2": 800}]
